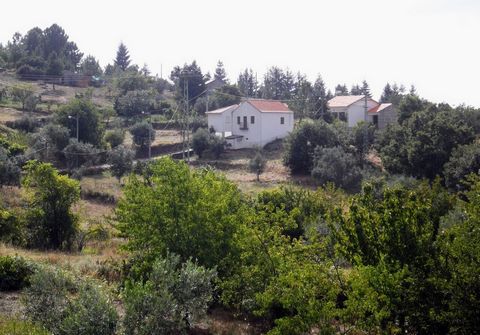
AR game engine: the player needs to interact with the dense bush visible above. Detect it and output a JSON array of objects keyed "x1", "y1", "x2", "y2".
[
  {"x1": 24, "y1": 266, "x2": 118, "y2": 335},
  {"x1": 0, "y1": 317, "x2": 49, "y2": 335},
  {"x1": 123, "y1": 254, "x2": 216, "y2": 335},
  {"x1": 283, "y1": 120, "x2": 340, "y2": 174},
  {"x1": 311, "y1": 146, "x2": 362, "y2": 191},
  {"x1": 192, "y1": 128, "x2": 210, "y2": 158},
  {"x1": 0, "y1": 255, "x2": 36, "y2": 291},
  {"x1": 107, "y1": 145, "x2": 134, "y2": 181},
  {"x1": 376, "y1": 107, "x2": 475, "y2": 179},
  {"x1": 129, "y1": 121, "x2": 155, "y2": 149},
  {"x1": 6, "y1": 116, "x2": 40, "y2": 133},
  {"x1": 22, "y1": 161, "x2": 80, "y2": 250},
  {"x1": 116, "y1": 157, "x2": 244, "y2": 274},
  {"x1": 30, "y1": 124, "x2": 70, "y2": 163},
  {"x1": 0, "y1": 206, "x2": 23, "y2": 245},
  {"x1": 104, "y1": 128, "x2": 125, "y2": 148},
  {"x1": 56, "y1": 98, "x2": 104, "y2": 146},
  {"x1": 443, "y1": 142, "x2": 480, "y2": 190},
  {"x1": 63, "y1": 139, "x2": 101, "y2": 171},
  {"x1": 0, "y1": 147, "x2": 22, "y2": 186}
]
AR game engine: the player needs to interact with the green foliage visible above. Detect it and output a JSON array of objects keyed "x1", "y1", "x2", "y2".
[
  {"x1": 209, "y1": 134, "x2": 226, "y2": 159},
  {"x1": 10, "y1": 84, "x2": 35, "y2": 110},
  {"x1": 114, "y1": 42, "x2": 131, "y2": 71},
  {"x1": 192, "y1": 128, "x2": 210, "y2": 158},
  {"x1": 107, "y1": 145, "x2": 134, "y2": 181},
  {"x1": 443, "y1": 142, "x2": 480, "y2": 190},
  {"x1": 351, "y1": 121, "x2": 376, "y2": 159},
  {"x1": 123, "y1": 254, "x2": 216, "y2": 335},
  {"x1": 30, "y1": 124, "x2": 70, "y2": 162},
  {"x1": 376, "y1": 107, "x2": 475, "y2": 179},
  {"x1": 23, "y1": 266, "x2": 118, "y2": 335},
  {"x1": 260, "y1": 66, "x2": 294, "y2": 100},
  {"x1": 328, "y1": 181, "x2": 455, "y2": 333},
  {"x1": 129, "y1": 121, "x2": 155, "y2": 149},
  {"x1": 0, "y1": 317, "x2": 50, "y2": 335},
  {"x1": 249, "y1": 150, "x2": 267, "y2": 181},
  {"x1": 63, "y1": 139, "x2": 100, "y2": 171},
  {"x1": 114, "y1": 89, "x2": 155, "y2": 117},
  {"x1": 7, "y1": 116, "x2": 40, "y2": 132},
  {"x1": 22, "y1": 161, "x2": 80, "y2": 250},
  {"x1": 0, "y1": 205, "x2": 23, "y2": 244},
  {"x1": 210, "y1": 84, "x2": 242, "y2": 110},
  {"x1": 237, "y1": 68, "x2": 258, "y2": 98},
  {"x1": 80, "y1": 55, "x2": 102, "y2": 76},
  {"x1": 0, "y1": 136, "x2": 26, "y2": 156},
  {"x1": 115, "y1": 72, "x2": 150, "y2": 94},
  {"x1": 56, "y1": 98, "x2": 104, "y2": 145},
  {"x1": 437, "y1": 177, "x2": 480, "y2": 333},
  {"x1": 0, "y1": 147, "x2": 22, "y2": 186},
  {"x1": 0, "y1": 255, "x2": 35, "y2": 291},
  {"x1": 311, "y1": 146, "x2": 362, "y2": 191},
  {"x1": 104, "y1": 128, "x2": 125, "y2": 148},
  {"x1": 283, "y1": 120, "x2": 340, "y2": 174},
  {"x1": 398, "y1": 93, "x2": 428, "y2": 124},
  {"x1": 170, "y1": 61, "x2": 206, "y2": 104},
  {"x1": 116, "y1": 157, "x2": 244, "y2": 274}
]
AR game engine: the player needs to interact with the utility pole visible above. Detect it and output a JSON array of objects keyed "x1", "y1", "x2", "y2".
[{"x1": 363, "y1": 92, "x2": 368, "y2": 166}]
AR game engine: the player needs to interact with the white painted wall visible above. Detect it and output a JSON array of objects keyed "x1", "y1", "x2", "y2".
[
  {"x1": 207, "y1": 102, "x2": 294, "y2": 149},
  {"x1": 260, "y1": 111, "x2": 294, "y2": 146},
  {"x1": 231, "y1": 103, "x2": 262, "y2": 149},
  {"x1": 330, "y1": 98, "x2": 378, "y2": 127}
]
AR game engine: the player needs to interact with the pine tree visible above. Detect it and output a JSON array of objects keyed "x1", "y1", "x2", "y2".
[
  {"x1": 114, "y1": 42, "x2": 131, "y2": 71},
  {"x1": 214, "y1": 60, "x2": 227, "y2": 81},
  {"x1": 380, "y1": 83, "x2": 394, "y2": 103},
  {"x1": 335, "y1": 84, "x2": 349, "y2": 96},
  {"x1": 350, "y1": 84, "x2": 362, "y2": 95},
  {"x1": 311, "y1": 75, "x2": 329, "y2": 119},
  {"x1": 361, "y1": 80, "x2": 372, "y2": 98},
  {"x1": 237, "y1": 68, "x2": 258, "y2": 97}
]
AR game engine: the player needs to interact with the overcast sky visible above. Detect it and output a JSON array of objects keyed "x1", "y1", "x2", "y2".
[{"x1": 1, "y1": 0, "x2": 479, "y2": 106}]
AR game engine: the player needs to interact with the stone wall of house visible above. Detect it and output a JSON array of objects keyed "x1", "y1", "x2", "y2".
[{"x1": 378, "y1": 105, "x2": 397, "y2": 129}]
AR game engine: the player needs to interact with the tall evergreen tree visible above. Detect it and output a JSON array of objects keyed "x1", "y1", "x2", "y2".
[
  {"x1": 361, "y1": 80, "x2": 372, "y2": 98},
  {"x1": 311, "y1": 75, "x2": 329, "y2": 119},
  {"x1": 350, "y1": 84, "x2": 362, "y2": 95},
  {"x1": 261, "y1": 66, "x2": 294, "y2": 100},
  {"x1": 380, "y1": 83, "x2": 394, "y2": 103},
  {"x1": 334, "y1": 84, "x2": 349, "y2": 96},
  {"x1": 214, "y1": 60, "x2": 227, "y2": 82},
  {"x1": 114, "y1": 43, "x2": 131, "y2": 71},
  {"x1": 237, "y1": 68, "x2": 258, "y2": 98}
]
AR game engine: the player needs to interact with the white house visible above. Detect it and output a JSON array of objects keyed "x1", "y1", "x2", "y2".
[
  {"x1": 328, "y1": 95, "x2": 397, "y2": 129},
  {"x1": 206, "y1": 99, "x2": 294, "y2": 149}
]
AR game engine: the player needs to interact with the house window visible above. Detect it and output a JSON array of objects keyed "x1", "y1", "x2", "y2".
[
  {"x1": 372, "y1": 115, "x2": 379, "y2": 127},
  {"x1": 339, "y1": 112, "x2": 347, "y2": 122},
  {"x1": 280, "y1": 117, "x2": 285, "y2": 125},
  {"x1": 251, "y1": 116, "x2": 255, "y2": 124},
  {"x1": 237, "y1": 116, "x2": 240, "y2": 124},
  {"x1": 242, "y1": 116, "x2": 248, "y2": 129}
]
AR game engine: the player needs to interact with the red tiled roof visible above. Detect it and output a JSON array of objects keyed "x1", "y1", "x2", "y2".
[
  {"x1": 368, "y1": 103, "x2": 392, "y2": 114},
  {"x1": 247, "y1": 99, "x2": 292, "y2": 113}
]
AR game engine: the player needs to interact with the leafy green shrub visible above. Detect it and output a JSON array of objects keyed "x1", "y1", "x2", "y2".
[
  {"x1": 249, "y1": 150, "x2": 267, "y2": 181},
  {"x1": 311, "y1": 146, "x2": 362, "y2": 191},
  {"x1": 123, "y1": 254, "x2": 216, "y2": 335},
  {"x1": 23, "y1": 266, "x2": 118, "y2": 335},
  {"x1": 0, "y1": 207, "x2": 24, "y2": 245},
  {"x1": 283, "y1": 120, "x2": 340, "y2": 174},
  {"x1": 0, "y1": 255, "x2": 36, "y2": 291},
  {"x1": 63, "y1": 139, "x2": 101, "y2": 171},
  {"x1": 192, "y1": 128, "x2": 210, "y2": 158},
  {"x1": 23, "y1": 161, "x2": 80, "y2": 250},
  {"x1": 6, "y1": 116, "x2": 40, "y2": 133},
  {"x1": 107, "y1": 145, "x2": 134, "y2": 181},
  {"x1": 443, "y1": 142, "x2": 480, "y2": 190},
  {"x1": 104, "y1": 128, "x2": 125, "y2": 148},
  {"x1": 129, "y1": 121, "x2": 155, "y2": 149},
  {"x1": 209, "y1": 134, "x2": 226, "y2": 159},
  {"x1": 0, "y1": 317, "x2": 50, "y2": 335}
]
